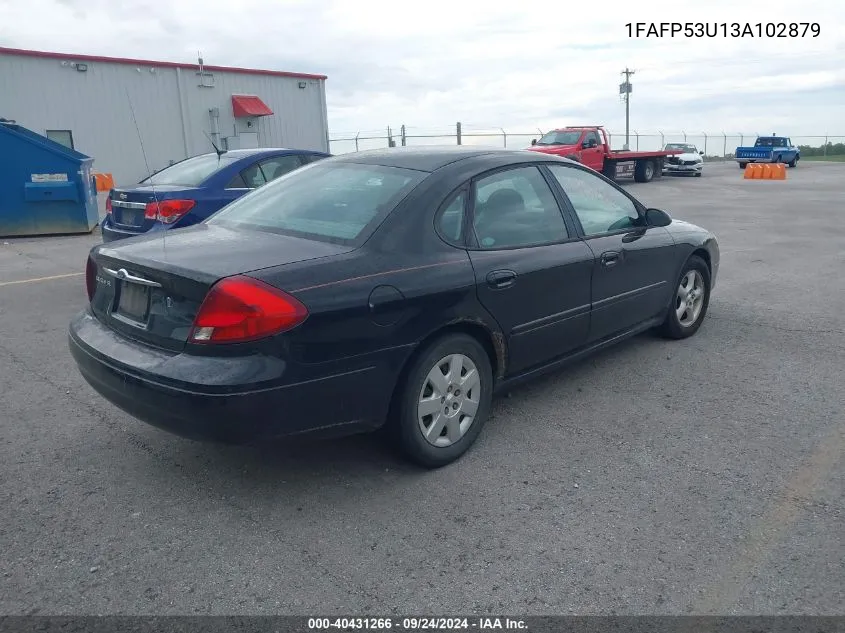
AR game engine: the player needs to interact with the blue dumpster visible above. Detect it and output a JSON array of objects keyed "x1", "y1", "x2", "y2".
[{"x1": 0, "y1": 122, "x2": 99, "y2": 237}]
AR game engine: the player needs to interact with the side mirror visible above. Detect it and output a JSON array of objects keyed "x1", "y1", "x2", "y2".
[
  {"x1": 699, "y1": 151, "x2": 704, "y2": 155},
  {"x1": 645, "y1": 208, "x2": 672, "y2": 227},
  {"x1": 531, "y1": 139, "x2": 537, "y2": 146}
]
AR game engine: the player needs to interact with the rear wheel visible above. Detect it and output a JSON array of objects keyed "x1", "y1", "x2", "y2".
[
  {"x1": 389, "y1": 334, "x2": 494, "y2": 468},
  {"x1": 634, "y1": 159, "x2": 655, "y2": 182},
  {"x1": 658, "y1": 255, "x2": 711, "y2": 340},
  {"x1": 739, "y1": 162, "x2": 748, "y2": 169}
]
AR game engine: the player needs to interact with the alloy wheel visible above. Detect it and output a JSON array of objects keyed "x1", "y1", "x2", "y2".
[
  {"x1": 417, "y1": 354, "x2": 481, "y2": 447},
  {"x1": 676, "y1": 269, "x2": 705, "y2": 327}
]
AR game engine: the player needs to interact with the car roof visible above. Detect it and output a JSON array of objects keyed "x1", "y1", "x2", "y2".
[
  {"x1": 197, "y1": 148, "x2": 325, "y2": 160},
  {"x1": 328, "y1": 146, "x2": 558, "y2": 172}
]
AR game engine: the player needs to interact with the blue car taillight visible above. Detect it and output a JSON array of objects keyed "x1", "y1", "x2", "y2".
[{"x1": 144, "y1": 199, "x2": 196, "y2": 224}]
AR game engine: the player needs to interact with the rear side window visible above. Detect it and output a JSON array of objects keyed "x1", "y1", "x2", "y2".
[
  {"x1": 471, "y1": 166, "x2": 569, "y2": 249},
  {"x1": 141, "y1": 154, "x2": 234, "y2": 186},
  {"x1": 240, "y1": 163, "x2": 267, "y2": 188},
  {"x1": 259, "y1": 155, "x2": 305, "y2": 182},
  {"x1": 436, "y1": 192, "x2": 466, "y2": 244},
  {"x1": 227, "y1": 172, "x2": 248, "y2": 188},
  {"x1": 208, "y1": 163, "x2": 425, "y2": 244}
]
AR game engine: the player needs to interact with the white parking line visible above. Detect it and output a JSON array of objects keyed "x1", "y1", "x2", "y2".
[{"x1": 0, "y1": 272, "x2": 84, "y2": 287}]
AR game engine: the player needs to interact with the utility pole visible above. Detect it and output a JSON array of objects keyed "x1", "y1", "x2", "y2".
[{"x1": 619, "y1": 68, "x2": 635, "y2": 150}]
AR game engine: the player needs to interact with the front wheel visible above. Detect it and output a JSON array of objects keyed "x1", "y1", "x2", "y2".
[
  {"x1": 390, "y1": 334, "x2": 494, "y2": 468},
  {"x1": 788, "y1": 155, "x2": 798, "y2": 167},
  {"x1": 657, "y1": 255, "x2": 711, "y2": 339},
  {"x1": 738, "y1": 162, "x2": 748, "y2": 169}
]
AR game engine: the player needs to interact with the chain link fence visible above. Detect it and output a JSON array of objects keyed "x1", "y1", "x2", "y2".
[{"x1": 328, "y1": 124, "x2": 845, "y2": 160}]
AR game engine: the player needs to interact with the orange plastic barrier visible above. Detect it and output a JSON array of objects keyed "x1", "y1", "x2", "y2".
[
  {"x1": 93, "y1": 173, "x2": 115, "y2": 191},
  {"x1": 744, "y1": 163, "x2": 786, "y2": 180}
]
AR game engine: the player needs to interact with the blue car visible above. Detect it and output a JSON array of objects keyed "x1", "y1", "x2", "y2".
[{"x1": 102, "y1": 148, "x2": 330, "y2": 242}]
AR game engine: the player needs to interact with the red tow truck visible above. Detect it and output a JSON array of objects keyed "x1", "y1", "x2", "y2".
[{"x1": 526, "y1": 125, "x2": 680, "y2": 183}]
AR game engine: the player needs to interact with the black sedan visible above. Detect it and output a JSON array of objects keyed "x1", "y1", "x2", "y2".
[{"x1": 69, "y1": 147, "x2": 719, "y2": 468}]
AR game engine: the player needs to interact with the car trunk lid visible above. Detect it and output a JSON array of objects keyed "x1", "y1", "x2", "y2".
[
  {"x1": 88, "y1": 224, "x2": 354, "y2": 351},
  {"x1": 108, "y1": 185, "x2": 195, "y2": 231}
]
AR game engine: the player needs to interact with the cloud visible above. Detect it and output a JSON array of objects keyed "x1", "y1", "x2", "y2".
[{"x1": 1, "y1": 0, "x2": 843, "y2": 142}]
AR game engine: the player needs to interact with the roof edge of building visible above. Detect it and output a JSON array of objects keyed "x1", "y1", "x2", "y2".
[{"x1": 0, "y1": 46, "x2": 328, "y2": 81}]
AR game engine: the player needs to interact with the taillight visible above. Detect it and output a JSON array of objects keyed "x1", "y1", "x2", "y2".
[
  {"x1": 189, "y1": 276, "x2": 308, "y2": 344},
  {"x1": 144, "y1": 199, "x2": 196, "y2": 224},
  {"x1": 105, "y1": 197, "x2": 112, "y2": 214},
  {"x1": 85, "y1": 255, "x2": 97, "y2": 302}
]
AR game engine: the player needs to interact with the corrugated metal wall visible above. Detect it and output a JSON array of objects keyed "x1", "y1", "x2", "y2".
[{"x1": 0, "y1": 53, "x2": 329, "y2": 186}]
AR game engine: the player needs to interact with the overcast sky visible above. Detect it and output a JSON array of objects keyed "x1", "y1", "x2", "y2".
[{"x1": 1, "y1": 0, "x2": 843, "y2": 144}]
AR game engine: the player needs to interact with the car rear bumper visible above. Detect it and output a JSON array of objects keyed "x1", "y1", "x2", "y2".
[
  {"x1": 735, "y1": 157, "x2": 773, "y2": 163},
  {"x1": 101, "y1": 217, "x2": 145, "y2": 242},
  {"x1": 68, "y1": 309, "x2": 402, "y2": 444}
]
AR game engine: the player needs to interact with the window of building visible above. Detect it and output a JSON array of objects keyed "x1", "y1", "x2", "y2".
[{"x1": 46, "y1": 130, "x2": 74, "y2": 150}]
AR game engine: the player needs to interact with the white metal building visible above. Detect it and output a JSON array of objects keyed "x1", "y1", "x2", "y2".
[{"x1": 0, "y1": 47, "x2": 329, "y2": 186}]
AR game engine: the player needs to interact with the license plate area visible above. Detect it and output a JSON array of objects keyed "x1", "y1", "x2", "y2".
[
  {"x1": 113, "y1": 281, "x2": 151, "y2": 326},
  {"x1": 112, "y1": 200, "x2": 147, "y2": 227},
  {"x1": 116, "y1": 209, "x2": 141, "y2": 227}
]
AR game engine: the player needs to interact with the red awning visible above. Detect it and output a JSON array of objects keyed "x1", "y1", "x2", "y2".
[{"x1": 231, "y1": 94, "x2": 273, "y2": 117}]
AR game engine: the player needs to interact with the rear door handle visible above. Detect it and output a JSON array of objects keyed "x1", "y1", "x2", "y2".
[
  {"x1": 600, "y1": 251, "x2": 621, "y2": 268},
  {"x1": 486, "y1": 270, "x2": 517, "y2": 289}
]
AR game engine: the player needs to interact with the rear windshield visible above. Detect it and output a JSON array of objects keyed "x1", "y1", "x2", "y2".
[
  {"x1": 754, "y1": 138, "x2": 787, "y2": 147},
  {"x1": 140, "y1": 154, "x2": 235, "y2": 186},
  {"x1": 206, "y1": 163, "x2": 426, "y2": 244}
]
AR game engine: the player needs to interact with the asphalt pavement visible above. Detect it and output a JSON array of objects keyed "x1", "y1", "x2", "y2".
[{"x1": 1, "y1": 160, "x2": 843, "y2": 615}]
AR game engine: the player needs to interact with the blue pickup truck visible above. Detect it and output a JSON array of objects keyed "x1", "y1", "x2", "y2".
[{"x1": 735, "y1": 135, "x2": 800, "y2": 168}]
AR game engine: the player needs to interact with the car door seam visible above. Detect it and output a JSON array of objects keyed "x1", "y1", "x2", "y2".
[
  {"x1": 511, "y1": 303, "x2": 592, "y2": 336},
  {"x1": 592, "y1": 280, "x2": 667, "y2": 309}
]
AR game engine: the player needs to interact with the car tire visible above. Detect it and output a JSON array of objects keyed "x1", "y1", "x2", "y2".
[
  {"x1": 658, "y1": 255, "x2": 711, "y2": 340},
  {"x1": 788, "y1": 155, "x2": 798, "y2": 167},
  {"x1": 634, "y1": 159, "x2": 655, "y2": 182},
  {"x1": 390, "y1": 334, "x2": 494, "y2": 468},
  {"x1": 738, "y1": 162, "x2": 748, "y2": 169}
]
